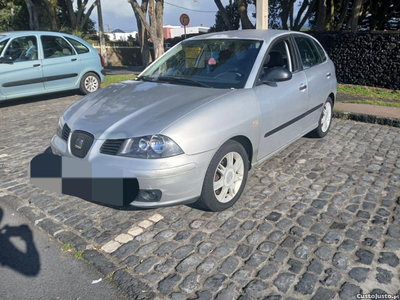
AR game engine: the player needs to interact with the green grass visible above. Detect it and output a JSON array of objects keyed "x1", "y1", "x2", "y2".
[
  {"x1": 61, "y1": 242, "x2": 83, "y2": 260},
  {"x1": 341, "y1": 99, "x2": 400, "y2": 108},
  {"x1": 102, "y1": 74, "x2": 137, "y2": 88},
  {"x1": 61, "y1": 242, "x2": 74, "y2": 251},
  {"x1": 338, "y1": 84, "x2": 400, "y2": 101}
]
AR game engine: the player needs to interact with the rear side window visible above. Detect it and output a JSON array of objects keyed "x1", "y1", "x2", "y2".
[
  {"x1": 294, "y1": 35, "x2": 322, "y2": 69},
  {"x1": 312, "y1": 40, "x2": 327, "y2": 62},
  {"x1": 41, "y1": 35, "x2": 75, "y2": 59},
  {"x1": 65, "y1": 37, "x2": 89, "y2": 54},
  {"x1": 0, "y1": 39, "x2": 9, "y2": 56}
]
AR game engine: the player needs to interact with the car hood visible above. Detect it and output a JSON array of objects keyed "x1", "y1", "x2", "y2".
[{"x1": 64, "y1": 80, "x2": 233, "y2": 139}]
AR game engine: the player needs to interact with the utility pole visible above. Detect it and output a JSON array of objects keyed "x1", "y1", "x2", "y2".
[
  {"x1": 97, "y1": 0, "x2": 108, "y2": 66},
  {"x1": 256, "y1": 0, "x2": 268, "y2": 30}
]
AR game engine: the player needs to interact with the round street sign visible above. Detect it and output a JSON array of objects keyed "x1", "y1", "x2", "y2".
[{"x1": 180, "y1": 13, "x2": 190, "y2": 26}]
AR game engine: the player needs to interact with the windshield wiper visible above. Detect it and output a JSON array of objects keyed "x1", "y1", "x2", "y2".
[
  {"x1": 136, "y1": 76, "x2": 157, "y2": 82},
  {"x1": 158, "y1": 76, "x2": 212, "y2": 88}
]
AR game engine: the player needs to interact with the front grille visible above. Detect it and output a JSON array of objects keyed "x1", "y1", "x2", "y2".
[
  {"x1": 61, "y1": 123, "x2": 71, "y2": 141},
  {"x1": 70, "y1": 131, "x2": 94, "y2": 158},
  {"x1": 100, "y1": 139, "x2": 125, "y2": 155}
]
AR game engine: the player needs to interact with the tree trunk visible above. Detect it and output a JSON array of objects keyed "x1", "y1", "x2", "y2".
[
  {"x1": 325, "y1": 0, "x2": 335, "y2": 30},
  {"x1": 350, "y1": 0, "x2": 363, "y2": 31},
  {"x1": 294, "y1": 0, "x2": 309, "y2": 30},
  {"x1": 299, "y1": 0, "x2": 318, "y2": 30},
  {"x1": 65, "y1": 0, "x2": 77, "y2": 28},
  {"x1": 237, "y1": 0, "x2": 254, "y2": 29},
  {"x1": 129, "y1": 0, "x2": 164, "y2": 60},
  {"x1": 78, "y1": 1, "x2": 98, "y2": 31},
  {"x1": 25, "y1": 0, "x2": 40, "y2": 30},
  {"x1": 214, "y1": 0, "x2": 234, "y2": 30},
  {"x1": 131, "y1": 0, "x2": 150, "y2": 66},
  {"x1": 376, "y1": 1, "x2": 400, "y2": 30},
  {"x1": 315, "y1": 0, "x2": 327, "y2": 31},
  {"x1": 334, "y1": 0, "x2": 350, "y2": 30},
  {"x1": 44, "y1": 0, "x2": 58, "y2": 31},
  {"x1": 281, "y1": 0, "x2": 290, "y2": 29}
]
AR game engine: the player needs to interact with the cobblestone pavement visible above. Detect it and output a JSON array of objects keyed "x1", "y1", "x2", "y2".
[{"x1": 1, "y1": 94, "x2": 400, "y2": 300}]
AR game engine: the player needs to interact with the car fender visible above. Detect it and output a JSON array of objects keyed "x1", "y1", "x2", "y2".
[{"x1": 161, "y1": 88, "x2": 261, "y2": 158}]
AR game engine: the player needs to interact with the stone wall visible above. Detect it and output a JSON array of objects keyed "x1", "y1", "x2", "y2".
[
  {"x1": 94, "y1": 46, "x2": 143, "y2": 67},
  {"x1": 312, "y1": 31, "x2": 400, "y2": 90}
]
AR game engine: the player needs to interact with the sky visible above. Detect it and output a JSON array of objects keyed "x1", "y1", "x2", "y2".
[{"x1": 90, "y1": 0, "x2": 257, "y2": 33}]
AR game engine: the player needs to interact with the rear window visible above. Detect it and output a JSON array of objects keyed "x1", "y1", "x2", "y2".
[{"x1": 65, "y1": 37, "x2": 90, "y2": 54}]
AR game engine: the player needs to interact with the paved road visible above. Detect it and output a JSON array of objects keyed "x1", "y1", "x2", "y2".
[
  {"x1": 0, "y1": 200, "x2": 128, "y2": 300},
  {"x1": 1, "y1": 92, "x2": 400, "y2": 299}
]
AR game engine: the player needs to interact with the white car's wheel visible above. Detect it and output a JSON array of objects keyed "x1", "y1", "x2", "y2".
[
  {"x1": 311, "y1": 97, "x2": 333, "y2": 138},
  {"x1": 198, "y1": 140, "x2": 249, "y2": 211},
  {"x1": 80, "y1": 72, "x2": 100, "y2": 95}
]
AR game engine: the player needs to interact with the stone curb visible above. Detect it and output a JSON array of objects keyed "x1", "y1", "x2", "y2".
[
  {"x1": 333, "y1": 110, "x2": 400, "y2": 128},
  {"x1": 0, "y1": 194, "x2": 155, "y2": 299}
]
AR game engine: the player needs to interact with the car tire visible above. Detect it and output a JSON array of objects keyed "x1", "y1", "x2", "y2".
[
  {"x1": 197, "y1": 140, "x2": 249, "y2": 212},
  {"x1": 310, "y1": 97, "x2": 333, "y2": 138},
  {"x1": 80, "y1": 72, "x2": 100, "y2": 95}
]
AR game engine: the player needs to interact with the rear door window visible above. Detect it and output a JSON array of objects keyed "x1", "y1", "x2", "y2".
[
  {"x1": 293, "y1": 35, "x2": 322, "y2": 69},
  {"x1": 65, "y1": 37, "x2": 90, "y2": 54},
  {"x1": 312, "y1": 40, "x2": 327, "y2": 62},
  {"x1": 41, "y1": 36, "x2": 75, "y2": 59}
]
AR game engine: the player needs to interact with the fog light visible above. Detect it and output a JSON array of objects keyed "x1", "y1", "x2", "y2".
[{"x1": 138, "y1": 190, "x2": 162, "y2": 202}]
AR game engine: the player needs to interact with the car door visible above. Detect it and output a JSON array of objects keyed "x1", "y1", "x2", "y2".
[
  {"x1": 253, "y1": 37, "x2": 309, "y2": 161},
  {"x1": 293, "y1": 35, "x2": 331, "y2": 122},
  {"x1": 0, "y1": 35, "x2": 44, "y2": 98},
  {"x1": 40, "y1": 35, "x2": 82, "y2": 90}
]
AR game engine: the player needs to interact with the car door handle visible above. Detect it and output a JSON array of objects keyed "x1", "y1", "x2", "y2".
[
  {"x1": 326, "y1": 72, "x2": 331, "y2": 78},
  {"x1": 33, "y1": 64, "x2": 41, "y2": 67},
  {"x1": 299, "y1": 84, "x2": 307, "y2": 91},
  {"x1": 71, "y1": 58, "x2": 77, "y2": 62}
]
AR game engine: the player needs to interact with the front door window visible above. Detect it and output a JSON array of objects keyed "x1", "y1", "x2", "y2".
[{"x1": 4, "y1": 36, "x2": 38, "y2": 62}]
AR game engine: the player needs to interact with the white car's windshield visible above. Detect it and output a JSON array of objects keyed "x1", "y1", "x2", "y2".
[{"x1": 140, "y1": 39, "x2": 262, "y2": 89}]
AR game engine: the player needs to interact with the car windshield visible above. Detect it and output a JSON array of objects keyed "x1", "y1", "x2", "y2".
[{"x1": 140, "y1": 39, "x2": 262, "y2": 89}]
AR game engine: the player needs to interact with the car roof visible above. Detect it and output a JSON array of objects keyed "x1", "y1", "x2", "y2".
[
  {"x1": 188, "y1": 29, "x2": 316, "y2": 45},
  {"x1": 0, "y1": 31, "x2": 82, "y2": 39}
]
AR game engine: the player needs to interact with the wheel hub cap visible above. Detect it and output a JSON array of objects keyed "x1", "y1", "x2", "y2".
[{"x1": 213, "y1": 151, "x2": 245, "y2": 203}]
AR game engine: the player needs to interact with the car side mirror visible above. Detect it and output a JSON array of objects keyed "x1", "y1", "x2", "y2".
[
  {"x1": 261, "y1": 67, "x2": 292, "y2": 84},
  {"x1": 0, "y1": 56, "x2": 13, "y2": 63}
]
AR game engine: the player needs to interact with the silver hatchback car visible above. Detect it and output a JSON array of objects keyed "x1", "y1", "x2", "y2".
[{"x1": 31, "y1": 30, "x2": 336, "y2": 211}]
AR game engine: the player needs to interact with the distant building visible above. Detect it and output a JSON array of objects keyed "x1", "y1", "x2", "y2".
[
  {"x1": 104, "y1": 29, "x2": 138, "y2": 42},
  {"x1": 163, "y1": 25, "x2": 209, "y2": 39}
]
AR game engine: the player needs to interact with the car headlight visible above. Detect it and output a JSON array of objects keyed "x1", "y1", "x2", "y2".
[
  {"x1": 117, "y1": 135, "x2": 184, "y2": 159},
  {"x1": 56, "y1": 116, "x2": 64, "y2": 138}
]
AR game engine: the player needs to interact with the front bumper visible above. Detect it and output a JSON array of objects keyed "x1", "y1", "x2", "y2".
[{"x1": 30, "y1": 134, "x2": 215, "y2": 208}]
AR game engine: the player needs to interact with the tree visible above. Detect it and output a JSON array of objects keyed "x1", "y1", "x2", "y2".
[
  {"x1": 25, "y1": 0, "x2": 40, "y2": 30},
  {"x1": 64, "y1": 0, "x2": 98, "y2": 32},
  {"x1": 214, "y1": 0, "x2": 254, "y2": 29},
  {"x1": 130, "y1": 0, "x2": 151, "y2": 66},
  {"x1": 43, "y1": 0, "x2": 58, "y2": 31},
  {"x1": 0, "y1": 0, "x2": 30, "y2": 31},
  {"x1": 129, "y1": 0, "x2": 164, "y2": 59},
  {"x1": 210, "y1": 1, "x2": 240, "y2": 32}
]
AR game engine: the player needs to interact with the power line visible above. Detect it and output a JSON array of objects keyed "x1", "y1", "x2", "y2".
[{"x1": 164, "y1": 1, "x2": 217, "y2": 13}]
